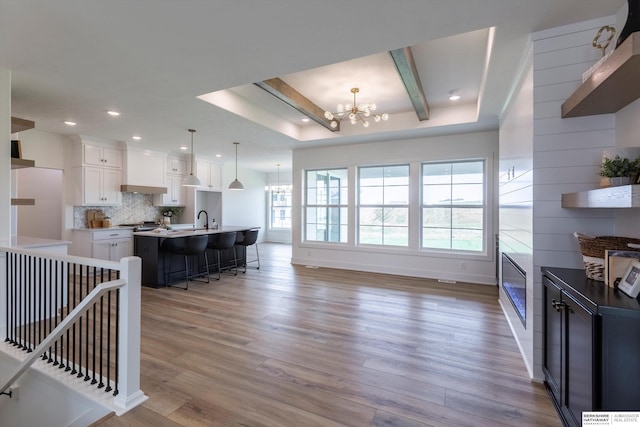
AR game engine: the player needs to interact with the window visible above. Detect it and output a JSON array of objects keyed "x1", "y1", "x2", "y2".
[
  {"x1": 269, "y1": 185, "x2": 292, "y2": 229},
  {"x1": 422, "y1": 160, "x2": 485, "y2": 252},
  {"x1": 304, "y1": 169, "x2": 348, "y2": 242},
  {"x1": 358, "y1": 165, "x2": 409, "y2": 246}
]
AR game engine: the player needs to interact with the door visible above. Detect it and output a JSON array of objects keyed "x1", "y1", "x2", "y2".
[
  {"x1": 83, "y1": 167, "x2": 104, "y2": 205},
  {"x1": 564, "y1": 293, "x2": 597, "y2": 425},
  {"x1": 543, "y1": 277, "x2": 563, "y2": 404},
  {"x1": 102, "y1": 168, "x2": 122, "y2": 205},
  {"x1": 110, "y1": 238, "x2": 133, "y2": 261}
]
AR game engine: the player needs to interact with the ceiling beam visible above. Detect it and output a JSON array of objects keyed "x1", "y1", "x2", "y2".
[
  {"x1": 254, "y1": 78, "x2": 339, "y2": 132},
  {"x1": 389, "y1": 47, "x2": 430, "y2": 121}
]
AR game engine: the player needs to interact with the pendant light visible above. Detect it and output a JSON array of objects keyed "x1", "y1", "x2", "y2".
[
  {"x1": 183, "y1": 129, "x2": 201, "y2": 187},
  {"x1": 276, "y1": 163, "x2": 281, "y2": 195},
  {"x1": 228, "y1": 142, "x2": 244, "y2": 190}
]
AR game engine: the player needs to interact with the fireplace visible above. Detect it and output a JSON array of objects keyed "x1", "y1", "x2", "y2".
[{"x1": 502, "y1": 253, "x2": 526, "y2": 327}]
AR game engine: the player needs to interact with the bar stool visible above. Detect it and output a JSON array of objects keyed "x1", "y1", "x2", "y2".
[
  {"x1": 207, "y1": 232, "x2": 238, "y2": 280},
  {"x1": 160, "y1": 235, "x2": 209, "y2": 290},
  {"x1": 234, "y1": 229, "x2": 260, "y2": 273}
]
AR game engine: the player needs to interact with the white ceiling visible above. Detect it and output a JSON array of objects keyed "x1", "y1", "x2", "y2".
[{"x1": 0, "y1": 1, "x2": 622, "y2": 174}]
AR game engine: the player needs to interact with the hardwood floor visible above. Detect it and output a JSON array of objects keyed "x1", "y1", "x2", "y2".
[{"x1": 96, "y1": 243, "x2": 560, "y2": 427}]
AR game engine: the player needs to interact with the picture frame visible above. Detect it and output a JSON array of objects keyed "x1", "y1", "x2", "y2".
[
  {"x1": 604, "y1": 249, "x2": 640, "y2": 287},
  {"x1": 619, "y1": 261, "x2": 640, "y2": 298},
  {"x1": 11, "y1": 140, "x2": 22, "y2": 159}
]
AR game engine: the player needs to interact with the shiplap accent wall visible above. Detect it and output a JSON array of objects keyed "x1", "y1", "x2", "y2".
[
  {"x1": 500, "y1": 16, "x2": 619, "y2": 380},
  {"x1": 498, "y1": 47, "x2": 535, "y2": 377}
]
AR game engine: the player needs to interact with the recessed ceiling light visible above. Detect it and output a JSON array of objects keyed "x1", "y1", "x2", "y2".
[
  {"x1": 64, "y1": 121, "x2": 77, "y2": 126},
  {"x1": 180, "y1": 146, "x2": 188, "y2": 150},
  {"x1": 301, "y1": 118, "x2": 310, "y2": 122},
  {"x1": 132, "y1": 135, "x2": 142, "y2": 140},
  {"x1": 449, "y1": 90, "x2": 461, "y2": 101},
  {"x1": 106, "y1": 110, "x2": 120, "y2": 116},
  {"x1": 216, "y1": 154, "x2": 222, "y2": 158}
]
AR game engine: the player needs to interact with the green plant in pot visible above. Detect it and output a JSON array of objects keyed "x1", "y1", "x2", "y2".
[
  {"x1": 160, "y1": 207, "x2": 183, "y2": 226},
  {"x1": 599, "y1": 155, "x2": 640, "y2": 186}
]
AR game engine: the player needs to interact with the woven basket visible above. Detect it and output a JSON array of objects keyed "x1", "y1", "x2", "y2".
[{"x1": 574, "y1": 232, "x2": 640, "y2": 280}]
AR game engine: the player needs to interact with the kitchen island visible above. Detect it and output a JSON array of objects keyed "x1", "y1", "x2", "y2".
[{"x1": 134, "y1": 226, "x2": 257, "y2": 287}]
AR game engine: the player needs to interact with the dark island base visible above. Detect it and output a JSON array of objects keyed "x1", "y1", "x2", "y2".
[{"x1": 135, "y1": 234, "x2": 245, "y2": 288}]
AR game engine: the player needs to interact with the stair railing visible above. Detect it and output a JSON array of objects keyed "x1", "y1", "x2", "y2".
[{"x1": 0, "y1": 246, "x2": 146, "y2": 415}]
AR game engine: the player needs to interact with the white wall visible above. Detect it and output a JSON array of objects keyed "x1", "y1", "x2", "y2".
[
  {"x1": 292, "y1": 131, "x2": 499, "y2": 285},
  {"x1": 499, "y1": 16, "x2": 621, "y2": 380},
  {"x1": 16, "y1": 168, "x2": 63, "y2": 240},
  {"x1": 221, "y1": 163, "x2": 267, "y2": 240},
  {"x1": 614, "y1": 97, "x2": 640, "y2": 235},
  {"x1": 498, "y1": 45, "x2": 535, "y2": 377}
]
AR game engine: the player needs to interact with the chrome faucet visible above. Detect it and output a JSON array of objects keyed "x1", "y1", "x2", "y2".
[{"x1": 197, "y1": 210, "x2": 209, "y2": 230}]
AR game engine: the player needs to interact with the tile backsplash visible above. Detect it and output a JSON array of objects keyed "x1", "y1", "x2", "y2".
[{"x1": 73, "y1": 193, "x2": 183, "y2": 228}]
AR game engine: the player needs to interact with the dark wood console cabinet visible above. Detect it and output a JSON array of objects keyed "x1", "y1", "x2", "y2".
[{"x1": 542, "y1": 267, "x2": 640, "y2": 426}]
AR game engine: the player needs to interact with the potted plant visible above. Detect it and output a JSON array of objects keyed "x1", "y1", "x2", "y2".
[
  {"x1": 160, "y1": 207, "x2": 183, "y2": 225},
  {"x1": 599, "y1": 155, "x2": 640, "y2": 187}
]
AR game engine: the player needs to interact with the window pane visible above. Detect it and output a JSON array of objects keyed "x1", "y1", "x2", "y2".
[
  {"x1": 359, "y1": 207, "x2": 383, "y2": 226},
  {"x1": 304, "y1": 168, "x2": 348, "y2": 243},
  {"x1": 422, "y1": 163, "x2": 451, "y2": 184},
  {"x1": 360, "y1": 186, "x2": 383, "y2": 204},
  {"x1": 452, "y1": 229, "x2": 483, "y2": 251},
  {"x1": 423, "y1": 208, "x2": 451, "y2": 228},
  {"x1": 360, "y1": 226, "x2": 382, "y2": 245},
  {"x1": 452, "y1": 184, "x2": 483, "y2": 205},
  {"x1": 422, "y1": 160, "x2": 485, "y2": 252},
  {"x1": 384, "y1": 227, "x2": 408, "y2": 246},
  {"x1": 384, "y1": 185, "x2": 409, "y2": 204},
  {"x1": 451, "y1": 208, "x2": 483, "y2": 229},
  {"x1": 360, "y1": 166, "x2": 384, "y2": 185},
  {"x1": 452, "y1": 161, "x2": 483, "y2": 183},
  {"x1": 422, "y1": 228, "x2": 451, "y2": 249},
  {"x1": 385, "y1": 207, "x2": 408, "y2": 226}
]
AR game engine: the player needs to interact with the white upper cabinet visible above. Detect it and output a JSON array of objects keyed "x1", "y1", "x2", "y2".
[
  {"x1": 78, "y1": 166, "x2": 122, "y2": 206},
  {"x1": 195, "y1": 158, "x2": 221, "y2": 191},
  {"x1": 83, "y1": 144, "x2": 122, "y2": 169},
  {"x1": 167, "y1": 156, "x2": 187, "y2": 176},
  {"x1": 73, "y1": 139, "x2": 123, "y2": 206},
  {"x1": 153, "y1": 175, "x2": 185, "y2": 206}
]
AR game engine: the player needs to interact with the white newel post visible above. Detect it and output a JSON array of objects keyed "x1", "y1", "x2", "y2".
[
  {"x1": 1, "y1": 68, "x2": 12, "y2": 340},
  {"x1": 113, "y1": 256, "x2": 148, "y2": 414}
]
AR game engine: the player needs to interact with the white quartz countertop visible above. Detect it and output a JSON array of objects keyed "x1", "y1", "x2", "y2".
[
  {"x1": 10, "y1": 236, "x2": 72, "y2": 248},
  {"x1": 134, "y1": 226, "x2": 258, "y2": 238}
]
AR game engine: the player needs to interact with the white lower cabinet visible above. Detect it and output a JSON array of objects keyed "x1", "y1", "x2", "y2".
[{"x1": 73, "y1": 228, "x2": 133, "y2": 261}]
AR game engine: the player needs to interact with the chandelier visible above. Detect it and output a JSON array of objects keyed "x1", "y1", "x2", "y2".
[{"x1": 324, "y1": 87, "x2": 389, "y2": 129}]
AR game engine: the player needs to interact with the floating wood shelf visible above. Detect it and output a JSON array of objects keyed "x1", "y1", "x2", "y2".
[
  {"x1": 11, "y1": 198, "x2": 35, "y2": 206},
  {"x1": 562, "y1": 33, "x2": 640, "y2": 118},
  {"x1": 11, "y1": 116, "x2": 35, "y2": 133},
  {"x1": 561, "y1": 185, "x2": 640, "y2": 208},
  {"x1": 11, "y1": 158, "x2": 35, "y2": 169}
]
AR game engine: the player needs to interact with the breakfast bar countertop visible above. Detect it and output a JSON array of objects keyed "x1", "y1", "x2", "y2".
[{"x1": 133, "y1": 225, "x2": 257, "y2": 238}]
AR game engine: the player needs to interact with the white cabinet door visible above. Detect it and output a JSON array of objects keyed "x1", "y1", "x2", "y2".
[
  {"x1": 84, "y1": 145, "x2": 104, "y2": 167},
  {"x1": 195, "y1": 159, "x2": 221, "y2": 191},
  {"x1": 82, "y1": 167, "x2": 121, "y2": 206},
  {"x1": 195, "y1": 159, "x2": 210, "y2": 190},
  {"x1": 168, "y1": 157, "x2": 187, "y2": 176},
  {"x1": 153, "y1": 175, "x2": 185, "y2": 206},
  {"x1": 102, "y1": 169, "x2": 122, "y2": 204},
  {"x1": 83, "y1": 167, "x2": 104, "y2": 205},
  {"x1": 92, "y1": 241, "x2": 112, "y2": 261},
  {"x1": 84, "y1": 145, "x2": 122, "y2": 169},
  {"x1": 102, "y1": 147, "x2": 123, "y2": 168},
  {"x1": 110, "y1": 238, "x2": 133, "y2": 261}
]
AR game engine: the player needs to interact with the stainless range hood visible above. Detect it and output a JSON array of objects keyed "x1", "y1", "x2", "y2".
[{"x1": 120, "y1": 184, "x2": 167, "y2": 194}]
